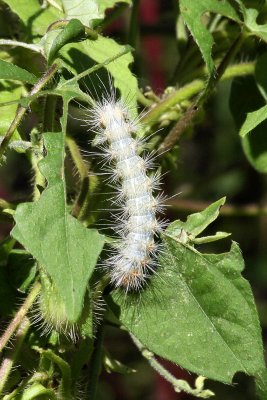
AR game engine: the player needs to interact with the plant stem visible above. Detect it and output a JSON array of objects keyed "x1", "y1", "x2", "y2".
[
  {"x1": 43, "y1": 95, "x2": 58, "y2": 132},
  {"x1": 141, "y1": 61, "x2": 254, "y2": 127},
  {"x1": 66, "y1": 136, "x2": 91, "y2": 219},
  {"x1": 0, "y1": 62, "x2": 60, "y2": 160},
  {"x1": 130, "y1": 334, "x2": 214, "y2": 398},
  {"x1": 0, "y1": 39, "x2": 43, "y2": 55},
  {"x1": 0, "y1": 282, "x2": 41, "y2": 353},
  {"x1": 2, "y1": 372, "x2": 49, "y2": 400},
  {"x1": 33, "y1": 347, "x2": 72, "y2": 398},
  {"x1": 0, "y1": 317, "x2": 30, "y2": 394},
  {"x1": 87, "y1": 322, "x2": 105, "y2": 400},
  {"x1": 157, "y1": 33, "x2": 244, "y2": 154},
  {"x1": 128, "y1": 0, "x2": 140, "y2": 48}
]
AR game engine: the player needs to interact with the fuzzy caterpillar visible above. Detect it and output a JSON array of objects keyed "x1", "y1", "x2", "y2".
[{"x1": 88, "y1": 89, "x2": 164, "y2": 291}]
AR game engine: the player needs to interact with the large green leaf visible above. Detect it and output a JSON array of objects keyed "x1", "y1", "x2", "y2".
[
  {"x1": 230, "y1": 76, "x2": 267, "y2": 173},
  {"x1": 59, "y1": 36, "x2": 138, "y2": 113},
  {"x1": 62, "y1": 0, "x2": 102, "y2": 26},
  {"x1": 0, "y1": 60, "x2": 37, "y2": 84},
  {"x1": 179, "y1": 0, "x2": 239, "y2": 74},
  {"x1": 12, "y1": 132, "x2": 105, "y2": 322},
  {"x1": 2, "y1": 0, "x2": 63, "y2": 37},
  {"x1": 110, "y1": 202, "x2": 265, "y2": 384}
]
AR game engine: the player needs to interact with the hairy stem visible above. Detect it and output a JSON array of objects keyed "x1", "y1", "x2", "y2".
[
  {"x1": 87, "y1": 322, "x2": 105, "y2": 400},
  {"x1": 0, "y1": 62, "x2": 60, "y2": 160},
  {"x1": 33, "y1": 347, "x2": 72, "y2": 398},
  {"x1": 43, "y1": 95, "x2": 58, "y2": 132},
  {"x1": 2, "y1": 372, "x2": 49, "y2": 400},
  {"x1": 130, "y1": 334, "x2": 214, "y2": 398},
  {"x1": 141, "y1": 61, "x2": 254, "y2": 128},
  {"x1": 157, "y1": 33, "x2": 244, "y2": 154},
  {"x1": 0, "y1": 317, "x2": 30, "y2": 394},
  {"x1": 66, "y1": 136, "x2": 91, "y2": 219},
  {"x1": 0, "y1": 282, "x2": 41, "y2": 353}
]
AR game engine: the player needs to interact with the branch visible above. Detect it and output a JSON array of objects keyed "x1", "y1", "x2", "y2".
[{"x1": 0, "y1": 317, "x2": 30, "y2": 394}]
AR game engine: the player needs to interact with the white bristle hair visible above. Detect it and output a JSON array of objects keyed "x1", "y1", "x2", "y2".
[{"x1": 87, "y1": 83, "x2": 164, "y2": 291}]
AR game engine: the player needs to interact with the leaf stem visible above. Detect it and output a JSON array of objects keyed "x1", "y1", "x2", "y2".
[
  {"x1": 0, "y1": 62, "x2": 60, "y2": 160},
  {"x1": 87, "y1": 322, "x2": 105, "y2": 400},
  {"x1": 0, "y1": 317, "x2": 30, "y2": 394},
  {"x1": 130, "y1": 334, "x2": 214, "y2": 398},
  {"x1": 0, "y1": 282, "x2": 41, "y2": 353}
]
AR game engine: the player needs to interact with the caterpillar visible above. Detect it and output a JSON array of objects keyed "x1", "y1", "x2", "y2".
[{"x1": 87, "y1": 86, "x2": 165, "y2": 291}]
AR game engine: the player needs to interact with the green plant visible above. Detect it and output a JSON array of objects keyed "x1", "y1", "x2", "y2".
[{"x1": 0, "y1": 0, "x2": 267, "y2": 399}]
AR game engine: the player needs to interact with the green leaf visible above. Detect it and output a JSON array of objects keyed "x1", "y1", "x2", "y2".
[
  {"x1": 44, "y1": 19, "x2": 85, "y2": 64},
  {"x1": 0, "y1": 80, "x2": 25, "y2": 138},
  {"x1": 0, "y1": 60, "x2": 37, "y2": 84},
  {"x1": 62, "y1": 0, "x2": 102, "y2": 27},
  {"x1": 236, "y1": 1, "x2": 267, "y2": 42},
  {"x1": 230, "y1": 76, "x2": 267, "y2": 173},
  {"x1": 2, "y1": 0, "x2": 63, "y2": 37},
  {"x1": 239, "y1": 105, "x2": 267, "y2": 138},
  {"x1": 60, "y1": 35, "x2": 138, "y2": 113},
  {"x1": 167, "y1": 197, "x2": 226, "y2": 239},
  {"x1": 111, "y1": 236, "x2": 265, "y2": 383},
  {"x1": 179, "y1": 0, "x2": 239, "y2": 74},
  {"x1": 12, "y1": 132, "x2": 105, "y2": 322}
]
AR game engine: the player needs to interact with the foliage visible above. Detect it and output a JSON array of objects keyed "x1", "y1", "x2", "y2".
[{"x1": 0, "y1": 0, "x2": 267, "y2": 399}]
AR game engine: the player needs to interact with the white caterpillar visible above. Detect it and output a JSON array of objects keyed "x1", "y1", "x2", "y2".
[{"x1": 88, "y1": 89, "x2": 164, "y2": 291}]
